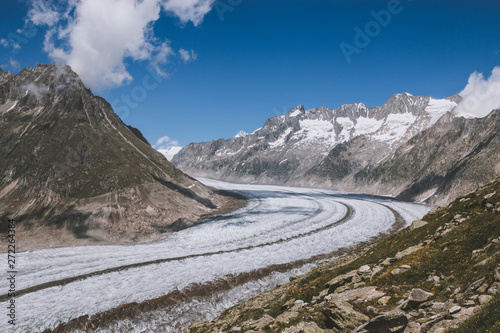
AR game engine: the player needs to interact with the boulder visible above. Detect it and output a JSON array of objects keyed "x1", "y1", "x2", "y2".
[
  {"x1": 358, "y1": 265, "x2": 372, "y2": 274},
  {"x1": 323, "y1": 298, "x2": 369, "y2": 330},
  {"x1": 325, "y1": 270, "x2": 357, "y2": 294},
  {"x1": 409, "y1": 220, "x2": 428, "y2": 231},
  {"x1": 354, "y1": 310, "x2": 408, "y2": 333},
  {"x1": 466, "y1": 277, "x2": 486, "y2": 293},
  {"x1": 495, "y1": 268, "x2": 500, "y2": 281},
  {"x1": 477, "y1": 282, "x2": 490, "y2": 293},
  {"x1": 395, "y1": 245, "x2": 422, "y2": 260},
  {"x1": 370, "y1": 265, "x2": 384, "y2": 279},
  {"x1": 319, "y1": 289, "x2": 329, "y2": 298},
  {"x1": 332, "y1": 286, "x2": 386, "y2": 303},
  {"x1": 404, "y1": 321, "x2": 422, "y2": 333},
  {"x1": 381, "y1": 258, "x2": 396, "y2": 266},
  {"x1": 427, "y1": 275, "x2": 440, "y2": 283},
  {"x1": 451, "y1": 306, "x2": 479, "y2": 321},
  {"x1": 378, "y1": 296, "x2": 392, "y2": 306},
  {"x1": 484, "y1": 191, "x2": 496, "y2": 199},
  {"x1": 276, "y1": 310, "x2": 300, "y2": 325},
  {"x1": 402, "y1": 288, "x2": 433, "y2": 310},
  {"x1": 391, "y1": 265, "x2": 411, "y2": 275},
  {"x1": 430, "y1": 302, "x2": 449, "y2": 314},
  {"x1": 478, "y1": 295, "x2": 493, "y2": 305},
  {"x1": 488, "y1": 282, "x2": 500, "y2": 295},
  {"x1": 463, "y1": 300, "x2": 476, "y2": 306},
  {"x1": 449, "y1": 306, "x2": 461, "y2": 314}
]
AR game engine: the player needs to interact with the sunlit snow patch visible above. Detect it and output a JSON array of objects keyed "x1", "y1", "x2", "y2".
[{"x1": 425, "y1": 98, "x2": 457, "y2": 126}]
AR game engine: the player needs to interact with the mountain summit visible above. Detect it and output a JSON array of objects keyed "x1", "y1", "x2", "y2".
[
  {"x1": 173, "y1": 93, "x2": 500, "y2": 205},
  {"x1": 0, "y1": 63, "x2": 239, "y2": 249}
]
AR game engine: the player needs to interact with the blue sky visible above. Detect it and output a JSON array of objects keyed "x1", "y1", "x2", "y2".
[{"x1": 1, "y1": 0, "x2": 499, "y2": 148}]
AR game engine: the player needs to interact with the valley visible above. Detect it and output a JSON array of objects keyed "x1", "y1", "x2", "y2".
[
  {"x1": 0, "y1": 1, "x2": 499, "y2": 332},
  {"x1": 0, "y1": 179, "x2": 429, "y2": 332}
]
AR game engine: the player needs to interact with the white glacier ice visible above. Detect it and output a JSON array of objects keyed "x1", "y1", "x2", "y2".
[{"x1": 1, "y1": 179, "x2": 431, "y2": 332}]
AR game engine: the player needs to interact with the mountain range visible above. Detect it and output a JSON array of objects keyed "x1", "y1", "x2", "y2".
[
  {"x1": 172, "y1": 93, "x2": 500, "y2": 205},
  {"x1": 0, "y1": 64, "x2": 240, "y2": 249}
]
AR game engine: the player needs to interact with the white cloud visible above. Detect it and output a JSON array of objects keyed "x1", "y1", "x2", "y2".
[
  {"x1": 21, "y1": 82, "x2": 50, "y2": 98},
  {"x1": 151, "y1": 42, "x2": 175, "y2": 78},
  {"x1": 27, "y1": 0, "x2": 215, "y2": 90},
  {"x1": 0, "y1": 38, "x2": 21, "y2": 51},
  {"x1": 454, "y1": 66, "x2": 500, "y2": 118},
  {"x1": 9, "y1": 59, "x2": 21, "y2": 71},
  {"x1": 179, "y1": 48, "x2": 197, "y2": 62},
  {"x1": 27, "y1": 0, "x2": 61, "y2": 26},
  {"x1": 154, "y1": 135, "x2": 180, "y2": 150},
  {"x1": 162, "y1": 0, "x2": 215, "y2": 26}
]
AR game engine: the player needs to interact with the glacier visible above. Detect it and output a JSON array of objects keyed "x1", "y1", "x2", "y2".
[{"x1": 1, "y1": 179, "x2": 431, "y2": 332}]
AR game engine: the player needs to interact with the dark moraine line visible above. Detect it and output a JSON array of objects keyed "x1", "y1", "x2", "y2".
[{"x1": 0, "y1": 200, "x2": 350, "y2": 302}]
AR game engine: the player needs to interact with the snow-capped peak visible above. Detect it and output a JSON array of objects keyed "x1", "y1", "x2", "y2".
[
  {"x1": 235, "y1": 130, "x2": 249, "y2": 138},
  {"x1": 288, "y1": 105, "x2": 305, "y2": 117},
  {"x1": 158, "y1": 146, "x2": 183, "y2": 161}
]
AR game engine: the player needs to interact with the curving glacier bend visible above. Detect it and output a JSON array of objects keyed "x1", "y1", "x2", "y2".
[{"x1": 1, "y1": 179, "x2": 431, "y2": 332}]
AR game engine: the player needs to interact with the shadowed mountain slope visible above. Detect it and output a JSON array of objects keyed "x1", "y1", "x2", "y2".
[{"x1": 0, "y1": 63, "x2": 241, "y2": 249}]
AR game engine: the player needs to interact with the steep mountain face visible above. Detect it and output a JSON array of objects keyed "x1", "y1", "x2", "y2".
[
  {"x1": 172, "y1": 93, "x2": 496, "y2": 204},
  {"x1": 305, "y1": 110, "x2": 500, "y2": 205},
  {"x1": 0, "y1": 63, "x2": 237, "y2": 249}
]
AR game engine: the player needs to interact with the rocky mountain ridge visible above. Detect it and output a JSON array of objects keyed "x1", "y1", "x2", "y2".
[
  {"x1": 172, "y1": 93, "x2": 500, "y2": 205},
  {"x1": 0, "y1": 63, "x2": 242, "y2": 249}
]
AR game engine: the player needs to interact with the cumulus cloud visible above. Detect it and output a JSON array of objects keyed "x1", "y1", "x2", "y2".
[
  {"x1": 154, "y1": 135, "x2": 179, "y2": 150},
  {"x1": 454, "y1": 66, "x2": 500, "y2": 118},
  {"x1": 179, "y1": 48, "x2": 197, "y2": 62},
  {"x1": 27, "y1": 0, "x2": 215, "y2": 90},
  {"x1": 162, "y1": 0, "x2": 215, "y2": 26},
  {"x1": 27, "y1": 0, "x2": 61, "y2": 26}
]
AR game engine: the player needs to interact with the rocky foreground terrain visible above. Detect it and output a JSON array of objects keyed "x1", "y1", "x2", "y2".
[
  {"x1": 0, "y1": 64, "x2": 245, "y2": 249},
  {"x1": 173, "y1": 95, "x2": 500, "y2": 206},
  {"x1": 188, "y1": 177, "x2": 500, "y2": 332}
]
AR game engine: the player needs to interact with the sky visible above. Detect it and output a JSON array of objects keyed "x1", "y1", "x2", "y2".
[{"x1": 1, "y1": 0, "x2": 500, "y2": 149}]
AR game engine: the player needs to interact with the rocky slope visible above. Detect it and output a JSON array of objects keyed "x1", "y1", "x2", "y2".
[
  {"x1": 187, "y1": 177, "x2": 500, "y2": 333},
  {"x1": 0, "y1": 63, "x2": 243, "y2": 249},
  {"x1": 173, "y1": 94, "x2": 500, "y2": 205},
  {"x1": 305, "y1": 109, "x2": 500, "y2": 205}
]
